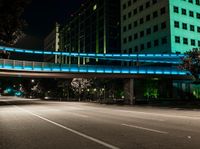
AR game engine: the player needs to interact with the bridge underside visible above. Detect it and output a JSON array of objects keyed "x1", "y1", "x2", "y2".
[{"x1": 0, "y1": 69, "x2": 193, "y2": 80}]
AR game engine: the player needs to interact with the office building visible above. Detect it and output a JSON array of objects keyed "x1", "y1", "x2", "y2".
[
  {"x1": 121, "y1": 0, "x2": 200, "y2": 54},
  {"x1": 44, "y1": 23, "x2": 60, "y2": 63},
  {"x1": 59, "y1": 0, "x2": 120, "y2": 65}
]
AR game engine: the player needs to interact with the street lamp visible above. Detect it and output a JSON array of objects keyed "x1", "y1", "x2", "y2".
[{"x1": 31, "y1": 79, "x2": 35, "y2": 83}]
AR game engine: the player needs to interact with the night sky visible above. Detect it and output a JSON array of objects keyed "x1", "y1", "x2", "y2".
[{"x1": 16, "y1": 0, "x2": 85, "y2": 49}]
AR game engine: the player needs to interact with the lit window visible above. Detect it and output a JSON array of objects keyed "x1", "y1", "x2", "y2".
[{"x1": 93, "y1": 4, "x2": 97, "y2": 11}]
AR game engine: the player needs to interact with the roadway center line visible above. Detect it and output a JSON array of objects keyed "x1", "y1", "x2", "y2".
[
  {"x1": 122, "y1": 124, "x2": 169, "y2": 134},
  {"x1": 14, "y1": 106, "x2": 120, "y2": 149}
]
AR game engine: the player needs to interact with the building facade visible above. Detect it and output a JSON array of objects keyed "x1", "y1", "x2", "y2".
[
  {"x1": 44, "y1": 23, "x2": 60, "y2": 63},
  {"x1": 58, "y1": 0, "x2": 120, "y2": 65},
  {"x1": 121, "y1": 0, "x2": 200, "y2": 55}
]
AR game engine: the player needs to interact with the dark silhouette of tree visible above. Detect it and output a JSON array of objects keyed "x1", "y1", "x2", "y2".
[
  {"x1": 0, "y1": 0, "x2": 31, "y2": 45},
  {"x1": 181, "y1": 48, "x2": 200, "y2": 82}
]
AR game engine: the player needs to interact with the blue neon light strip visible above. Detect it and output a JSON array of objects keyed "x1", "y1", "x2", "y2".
[{"x1": 0, "y1": 46, "x2": 185, "y2": 64}]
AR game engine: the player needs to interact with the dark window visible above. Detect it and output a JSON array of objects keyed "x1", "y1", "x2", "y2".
[
  {"x1": 153, "y1": 25, "x2": 158, "y2": 32},
  {"x1": 146, "y1": 1, "x2": 150, "y2": 8},
  {"x1": 123, "y1": 26, "x2": 127, "y2": 32},
  {"x1": 160, "y1": 7, "x2": 166, "y2": 15},
  {"x1": 146, "y1": 15, "x2": 151, "y2": 21},
  {"x1": 140, "y1": 31, "x2": 144, "y2": 37},
  {"x1": 174, "y1": 21, "x2": 179, "y2": 28},
  {"x1": 152, "y1": 0, "x2": 157, "y2": 4},
  {"x1": 123, "y1": 4, "x2": 126, "y2": 10},
  {"x1": 128, "y1": 0, "x2": 131, "y2": 6},
  {"x1": 196, "y1": 0, "x2": 200, "y2": 5},
  {"x1": 140, "y1": 44, "x2": 144, "y2": 50},
  {"x1": 140, "y1": 18, "x2": 144, "y2": 24},
  {"x1": 191, "y1": 39, "x2": 196, "y2": 46},
  {"x1": 147, "y1": 41, "x2": 151, "y2": 48},
  {"x1": 139, "y1": 5, "x2": 143, "y2": 11},
  {"x1": 128, "y1": 35, "x2": 132, "y2": 42},
  {"x1": 197, "y1": 13, "x2": 200, "y2": 19},
  {"x1": 133, "y1": 8, "x2": 137, "y2": 15},
  {"x1": 197, "y1": 26, "x2": 200, "y2": 32},
  {"x1": 154, "y1": 39, "x2": 159, "y2": 47},
  {"x1": 190, "y1": 25, "x2": 195, "y2": 31},
  {"x1": 146, "y1": 28, "x2": 151, "y2": 35},
  {"x1": 174, "y1": 6, "x2": 179, "y2": 13},
  {"x1": 189, "y1": 11, "x2": 194, "y2": 17},
  {"x1": 128, "y1": 12, "x2": 132, "y2": 18},
  {"x1": 134, "y1": 21, "x2": 138, "y2": 27},
  {"x1": 162, "y1": 37, "x2": 167, "y2": 44},
  {"x1": 123, "y1": 38, "x2": 127, "y2": 44},
  {"x1": 134, "y1": 33, "x2": 138, "y2": 39},
  {"x1": 123, "y1": 15, "x2": 126, "y2": 21},
  {"x1": 175, "y1": 36, "x2": 180, "y2": 43},
  {"x1": 182, "y1": 9, "x2": 187, "y2": 15},
  {"x1": 134, "y1": 46, "x2": 138, "y2": 52},
  {"x1": 198, "y1": 40, "x2": 200, "y2": 46},
  {"x1": 153, "y1": 11, "x2": 158, "y2": 18},
  {"x1": 183, "y1": 38, "x2": 188, "y2": 44},
  {"x1": 161, "y1": 22, "x2": 167, "y2": 29},
  {"x1": 128, "y1": 23, "x2": 132, "y2": 30},
  {"x1": 189, "y1": 0, "x2": 193, "y2": 3},
  {"x1": 182, "y1": 23, "x2": 187, "y2": 30}
]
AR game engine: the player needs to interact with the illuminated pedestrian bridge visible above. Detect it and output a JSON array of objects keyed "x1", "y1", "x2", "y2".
[{"x1": 0, "y1": 46, "x2": 192, "y2": 79}]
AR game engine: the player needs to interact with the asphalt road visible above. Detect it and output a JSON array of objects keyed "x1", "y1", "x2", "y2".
[{"x1": 1, "y1": 97, "x2": 200, "y2": 149}]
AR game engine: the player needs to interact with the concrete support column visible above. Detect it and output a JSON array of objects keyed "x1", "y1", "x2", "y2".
[{"x1": 124, "y1": 78, "x2": 135, "y2": 105}]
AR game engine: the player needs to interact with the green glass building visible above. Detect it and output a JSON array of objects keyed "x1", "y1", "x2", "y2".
[{"x1": 121, "y1": 0, "x2": 200, "y2": 54}]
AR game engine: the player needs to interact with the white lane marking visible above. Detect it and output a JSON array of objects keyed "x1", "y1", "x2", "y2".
[
  {"x1": 123, "y1": 114, "x2": 165, "y2": 122},
  {"x1": 14, "y1": 106, "x2": 120, "y2": 149},
  {"x1": 118, "y1": 110, "x2": 200, "y2": 120},
  {"x1": 35, "y1": 109, "x2": 61, "y2": 112},
  {"x1": 77, "y1": 108, "x2": 165, "y2": 122},
  {"x1": 122, "y1": 124, "x2": 168, "y2": 134},
  {"x1": 71, "y1": 113, "x2": 89, "y2": 118}
]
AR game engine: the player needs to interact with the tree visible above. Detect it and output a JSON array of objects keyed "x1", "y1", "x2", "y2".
[
  {"x1": 31, "y1": 82, "x2": 44, "y2": 98},
  {"x1": 71, "y1": 78, "x2": 92, "y2": 101},
  {"x1": 181, "y1": 48, "x2": 200, "y2": 82},
  {"x1": 0, "y1": 0, "x2": 30, "y2": 45}
]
